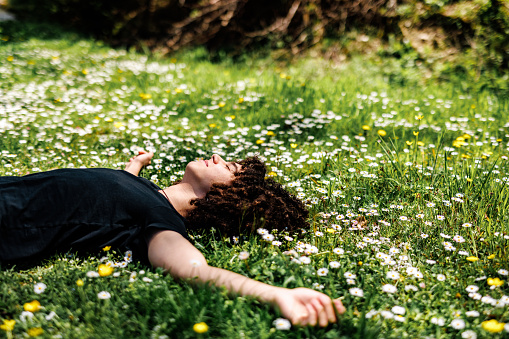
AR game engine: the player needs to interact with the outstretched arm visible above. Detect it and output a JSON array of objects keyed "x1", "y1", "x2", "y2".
[
  {"x1": 124, "y1": 150, "x2": 153, "y2": 176},
  {"x1": 148, "y1": 230, "x2": 346, "y2": 327}
]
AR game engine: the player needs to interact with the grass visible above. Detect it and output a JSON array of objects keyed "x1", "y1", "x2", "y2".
[{"x1": 1, "y1": 20, "x2": 509, "y2": 338}]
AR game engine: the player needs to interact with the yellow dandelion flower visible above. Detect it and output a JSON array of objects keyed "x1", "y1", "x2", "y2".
[
  {"x1": 362, "y1": 125, "x2": 371, "y2": 131},
  {"x1": 0, "y1": 319, "x2": 15, "y2": 331},
  {"x1": 27, "y1": 327, "x2": 43, "y2": 337},
  {"x1": 256, "y1": 139, "x2": 264, "y2": 144},
  {"x1": 23, "y1": 300, "x2": 41, "y2": 313},
  {"x1": 175, "y1": 88, "x2": 183, "y2": 94},
  {"x1": 466, "y1": 256, "x2": 479, "y2": 262},
  {"x1": 139, "y1": 93, "x2": 152, "y2": 100},
  {"x1": 193, "y1": 322, "x2": 209, "y2": 333},
  {"x1": 377, "y1": 130, "x2": 386, "y2": 136},
  {"x1": 103, "y1": 246, "x2": 111, "y2": 251},
  {"x1": 267, "y1": 171, "x2": 277, "y2": 177},
  {"x1": 413, "y1": 131, "x2": 419, "y2": 136},
  {"x1": 208, "y1": 123, "x2": 217, "y2": 128},
  {"x1": 417, "y1": 141, "x2": 425, "y2": 146},
  {"x1": 266, "y1": 131, "x2": 275, "y2": 136},
  {"x1": 98, "y1": 264, "x2": 114, "y2": 277},
  {"x1": 487, "y1": 277, "x2": 504, "y2": 287},
  {"x1": 7, "y1": 56, "x2": 14, "y2": 62},
  {"x1": 113, "y1": 122, "x2": 124, "y2": 129},
  {"x1": 406, "y1": 141, "x2": 413, "y2": 146},
  {"x1": 218, "y1": 102, "x2": 226, "y2": 108},
  {"x1": 290, "y1": 143, "x2": 298, "y2": 148},
  {"x1": 488, "y1": 254, "x2": 495, "y2": 259},
  {"x1": 482, "y1": 319, "x2": 505, "y2": 333},
  {"x1": 76, "y1": 279, "x2": 84, "y2": 287},
  {"x1": 279, "y1": 73, "x2": 287, "y2": 79},
  {"x1": 82, "y1": 69, "x2": 88, "y2": 75},
  {"x1": 238, "y1": 97, "x2": 244, "y2": 103},
  {"x1": 415, "y1": 115, "x2": 424, "y2": 120}
]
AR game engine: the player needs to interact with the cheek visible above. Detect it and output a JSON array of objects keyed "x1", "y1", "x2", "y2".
[{"x1": 214, "y1": 172, "x2": 235, "y2": 185}]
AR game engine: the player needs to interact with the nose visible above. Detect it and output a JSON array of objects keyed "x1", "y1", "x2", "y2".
[{"x1": 211, "y1": 154, "x2": 224, "y2": 164}]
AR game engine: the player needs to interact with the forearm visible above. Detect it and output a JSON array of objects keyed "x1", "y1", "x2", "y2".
[
  {"x1": 177, "y1": 264, "x2": 282, "y2": 304},
  {"x1": 124, "y1": 161, "x2": 144, "y2": 176},
  {"x1": 148, "y1": 230, "x2": 280, "y2": 303},
  {"x1": 124, "y1": 151, "x2": 153, "y2": 176}
]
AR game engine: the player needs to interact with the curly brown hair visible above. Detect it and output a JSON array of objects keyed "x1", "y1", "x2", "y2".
[{"x1": 185, "y1": 156, "x2": 309, "y2": 237}]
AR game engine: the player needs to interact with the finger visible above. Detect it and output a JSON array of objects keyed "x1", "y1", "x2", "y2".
[
  {"x1": 320, "y1": 296, "x2": 337, "y2": 324},
  {"x1": 138, "y1": 150, "x2": 147, "y2": 155},
  {"x1": 305, "y1": 303, "x2": 317, "y2": 326},
  {"x1": 291, "y1": 310, "x2": 308, "y2": 326},
  {"x1": 333, "y1": 298, "x2": 346, "y2": 314},
  {"x1": 311, "y1": 298, "x2": 328, "y2": 327}
]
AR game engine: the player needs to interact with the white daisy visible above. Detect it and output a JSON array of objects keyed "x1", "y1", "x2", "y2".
[
  {"x1": 349, "y1": 288, "x2": 364, "y2": 297},
  {"x1": 317, "y1": 268, "x2": 329, "y2": 276},
  {"x1": 386, "y1": 271, "x2": 400, "y2": 280},
  {"x1": 391, "y1": 306, "x2": 405, "y2": 315},
  {"x1": 273, "y1": 318, "x2": 291, "y2": 330},
  {"x1": 97, "y1": 291, "x2": 111, "y2": 299},
  {"x1": 450, "y1": 319, "x2": 465, "y2": 329},
  {"x1": 329, "y1": 261, "x2": 340, "y2": 268},
  {"x1": 34, "y1": 282, "x2": 47, "y2": 294},
  {"x1": 465, "y1": 285, "x2": 479, "y2": 293},
  {"x1": 382, "y1": 284, "x2": 397, "y2": 293}
]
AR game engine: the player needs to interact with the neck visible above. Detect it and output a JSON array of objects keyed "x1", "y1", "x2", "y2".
[{"x1": 162, "y1": 182, "x2": 205, "y2": 217}]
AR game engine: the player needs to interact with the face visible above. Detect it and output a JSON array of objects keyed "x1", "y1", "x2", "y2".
[{"x1": 182, "y1": 154, "x2": 241, "y2": 194}]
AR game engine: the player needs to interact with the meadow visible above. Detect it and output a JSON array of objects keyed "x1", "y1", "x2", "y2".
[{"x1": 1, "y1": 21, "x2": 509, "y2": 338}]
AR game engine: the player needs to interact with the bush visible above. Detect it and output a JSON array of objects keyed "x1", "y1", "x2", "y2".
[{"x1": 7, "y1": 0, "x2": 509, "y2": 94}]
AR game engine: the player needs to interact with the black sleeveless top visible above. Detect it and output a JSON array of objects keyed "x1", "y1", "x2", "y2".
[{"x1": 0, "y1": 168, "x2": 189, "y2": 266}]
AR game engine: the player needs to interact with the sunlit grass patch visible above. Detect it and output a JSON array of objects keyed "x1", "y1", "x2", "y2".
[{"x1": 1, "y1": 20, "x2": 509, "y2": 338}]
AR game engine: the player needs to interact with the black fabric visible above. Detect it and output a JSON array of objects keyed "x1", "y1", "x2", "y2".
[{"x1": 0, "y1": 168, "x2": 189, "y2": 267}]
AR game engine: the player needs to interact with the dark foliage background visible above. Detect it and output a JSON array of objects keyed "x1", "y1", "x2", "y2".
[{"x1": 7, "y1": 0, "x2": 509, "y2": 92}]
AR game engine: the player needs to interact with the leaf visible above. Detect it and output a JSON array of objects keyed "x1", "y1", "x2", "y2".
[{"x1": 282, "y1": 275, "x2": 295, "y2": 287}]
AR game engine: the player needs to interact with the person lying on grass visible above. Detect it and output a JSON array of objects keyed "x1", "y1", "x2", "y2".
[{"x1": 0, "y1": 151, "x2": 345, "y2": 327}]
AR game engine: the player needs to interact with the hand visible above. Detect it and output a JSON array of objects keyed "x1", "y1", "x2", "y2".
[
  {"x1": 272, "y1": 287, "x2": 345, "y2": 327},
  {"x1": 128, "y1": 150, "x2": 154, "y2": 167}
]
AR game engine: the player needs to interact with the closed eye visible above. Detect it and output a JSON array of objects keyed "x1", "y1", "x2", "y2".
[{"x1": 226, "y1": 163, "x2": 239, "y2": 174}]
